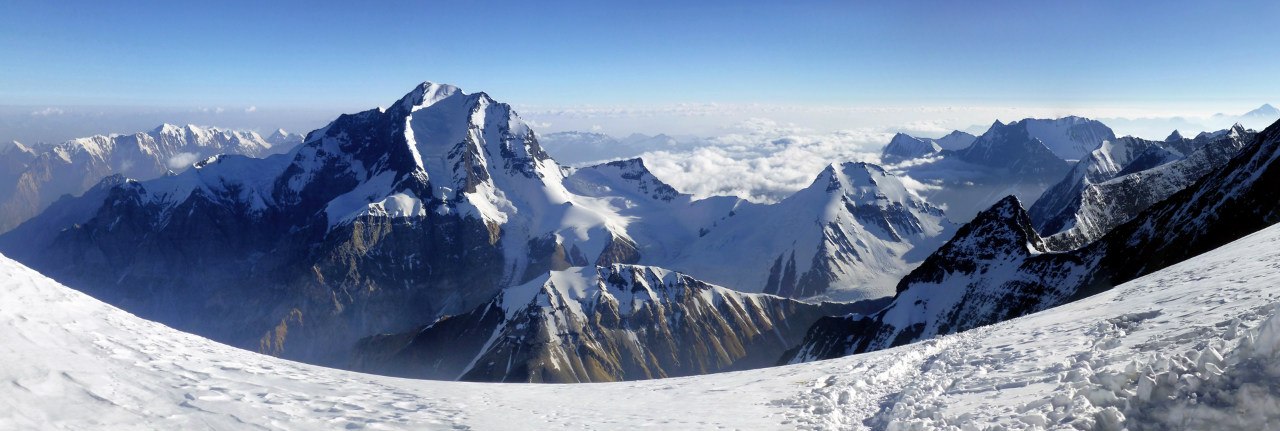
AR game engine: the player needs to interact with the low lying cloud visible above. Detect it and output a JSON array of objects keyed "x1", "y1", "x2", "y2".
[
  {"x1": 640, "y1": 119, "x2": 888, "y2": 203},
  {"x1": 167, "y1": 152, "x2": 200, "y2": 170},
  {"x1": 244, "y1": 106, "x2": 257, "y2": 113}
]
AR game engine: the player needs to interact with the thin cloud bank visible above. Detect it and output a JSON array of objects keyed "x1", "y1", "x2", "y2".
[
  {"x1": 641, "y1": 118, "x2": 887, "y2": 203},
  {"x1": 29, "y1": 107, "x2": 65, "y2": 116}
]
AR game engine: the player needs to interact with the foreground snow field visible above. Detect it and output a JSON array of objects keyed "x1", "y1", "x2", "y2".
[{"x1": 5, "y1": 225, "x2": 1280, "y2": 430}]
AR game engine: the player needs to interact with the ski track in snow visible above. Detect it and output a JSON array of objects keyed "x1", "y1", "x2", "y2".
[{"x1": 6, "y1": 224, "x2": 1280, "y2": 429}]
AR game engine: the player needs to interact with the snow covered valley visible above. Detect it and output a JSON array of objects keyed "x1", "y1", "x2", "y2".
[{"x1": 6, "y1": 215, "x2": 1280, "y2": 429}]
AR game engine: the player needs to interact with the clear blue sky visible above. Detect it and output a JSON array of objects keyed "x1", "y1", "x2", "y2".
[{"x1": 1, "y1": 0, "x2": 1277, "y2": 110}]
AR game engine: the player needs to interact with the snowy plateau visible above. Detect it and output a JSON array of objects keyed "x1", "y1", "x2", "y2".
[{"x1": 5, "y1": 213, "x2": 1280, "y2": 429}]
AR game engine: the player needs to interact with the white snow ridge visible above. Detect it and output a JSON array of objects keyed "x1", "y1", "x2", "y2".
[{"x1": 7, "y1": 217, "x2": 1280, "y2": 429}]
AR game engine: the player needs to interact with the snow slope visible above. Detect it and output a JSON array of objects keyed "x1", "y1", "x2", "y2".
[{"x1": 6, "y1": 219, "x2": 1280, "y2": 429}]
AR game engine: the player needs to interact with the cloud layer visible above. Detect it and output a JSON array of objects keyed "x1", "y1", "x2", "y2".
[{"x1": 640, "y1": 118, "x2": 886, "y2": 202}]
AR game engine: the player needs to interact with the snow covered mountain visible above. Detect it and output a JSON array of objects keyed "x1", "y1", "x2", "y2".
[
  {"x1": 932, "y1": 130, "x2": 977, "y2": 151},
  {"x1": 353, "y1": 264, "x2": 878, "y2": 382},
  {"x1": 2, "y1": 83, "x2": 936, "y2": 378},
  {"x1": 880, "y1": 133, "x2": 941, "y2": 162},
  {"x1": 1029, "y1": 125, "x2": 1253, "y2": 249},
  {"x1": 789, "y1": 117, "x2": 1280, "y2": 361},
  {"x1": 265, "y1": 128, "x2": 305, "y2": 153},
  {"x1": 884, "y1": 117, "x2": 1114, "y2": 222},
  {"x1": 6, "y1": 214, "x2": 1280, "y2": 429},
  {"x1": 1242, "y1": 103, "x2": 1280, "y2": 120},
  {"x1": 0, "y1": 83, "x2": 650, "y2": 367},
  {"x1": 664, "y1": 162, "x2": 955, "y2": 301},
  {"x1": 0, "y1": 124, "x2": 285, "y2": 234}
]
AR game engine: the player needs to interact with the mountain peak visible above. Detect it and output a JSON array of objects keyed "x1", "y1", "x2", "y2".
[
  {"x1": 984, "y1": 195, "x2": 1026, "y2": 220},
  {"x1": 1244, "y1": 103, "x2": 1280, "y2": 118},
  {"x1": 396, "y1": 82, "x2": 466, "y2": 111},
  {"x1": 1166, "y1": 130, "x2": 1184, "y2": 142},
  {"x1": 882, "y1": 133, "x2": 941, "y2": 160},
  {"x1": 810, "y1": 161, "x2": 917, "y2": 205}
]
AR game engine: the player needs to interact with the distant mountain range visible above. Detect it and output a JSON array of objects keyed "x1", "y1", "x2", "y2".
[{"x1": 0, "y1": 124, "x2": 302, "y2": 234}]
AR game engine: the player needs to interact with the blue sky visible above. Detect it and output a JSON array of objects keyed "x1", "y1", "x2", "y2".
[{"x1": 1, "y1": 1, "x2": 1278, "y2": 142}]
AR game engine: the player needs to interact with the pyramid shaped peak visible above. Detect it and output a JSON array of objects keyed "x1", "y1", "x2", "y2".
[{"x1": 396, "y1": 81, "x2": 469, "y2": 111}]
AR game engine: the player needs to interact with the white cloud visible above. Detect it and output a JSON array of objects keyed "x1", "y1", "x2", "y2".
[
  {"x1": 641, "y1": 119, "x2": 888, "y2": 203},
  {"x1": 244, "y1": 106, "x2": 257, "y2": 113},
  {"x1": 590, "y1": 125, "x2": 602, "y2": 132},
  {"x1": 525, "y1": 119, "x2": 551, "y2": 129},
  {"x1": 30, "y1": 107, "x2": 64, "y2": 116},
  {"x1": 167, "y1": 152, "x2": 200, "y2": 170}
]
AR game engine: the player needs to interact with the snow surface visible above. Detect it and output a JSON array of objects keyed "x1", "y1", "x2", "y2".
[{"x1": 8, "y1": 216, "x2": 1280, "y2": 429}]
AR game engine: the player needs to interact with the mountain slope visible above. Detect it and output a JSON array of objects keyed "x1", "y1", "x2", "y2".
[
  {"x1": 6, "y1": 216, "x2": 1280, "y2": 429},
  {"x1": 353, "y1": 264, "x2": 877, "y2": 382},
  {"x1": 666, "y1": 162, "x2": 955, "y2": 301},
  {"x1": 1030, "y1": 126, "x2": 1253, "y2": 249}
]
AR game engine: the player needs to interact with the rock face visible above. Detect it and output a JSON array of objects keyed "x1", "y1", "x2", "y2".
[
  {"x1": 666, "y1": 162, "x2": 955, "y2": 301},
  {"x1": 1029, "y1": 125, "x2": 1253, "y2": 250},
  {"x1": 786, "y1": 117, "x2": 1280, "y2": 363},
  {"x1": 352, "y1": 264, "x2": 880, "y2": 383},
  {"x1": 0, "y1": 124, "x2": 283, "y2": 234}
]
